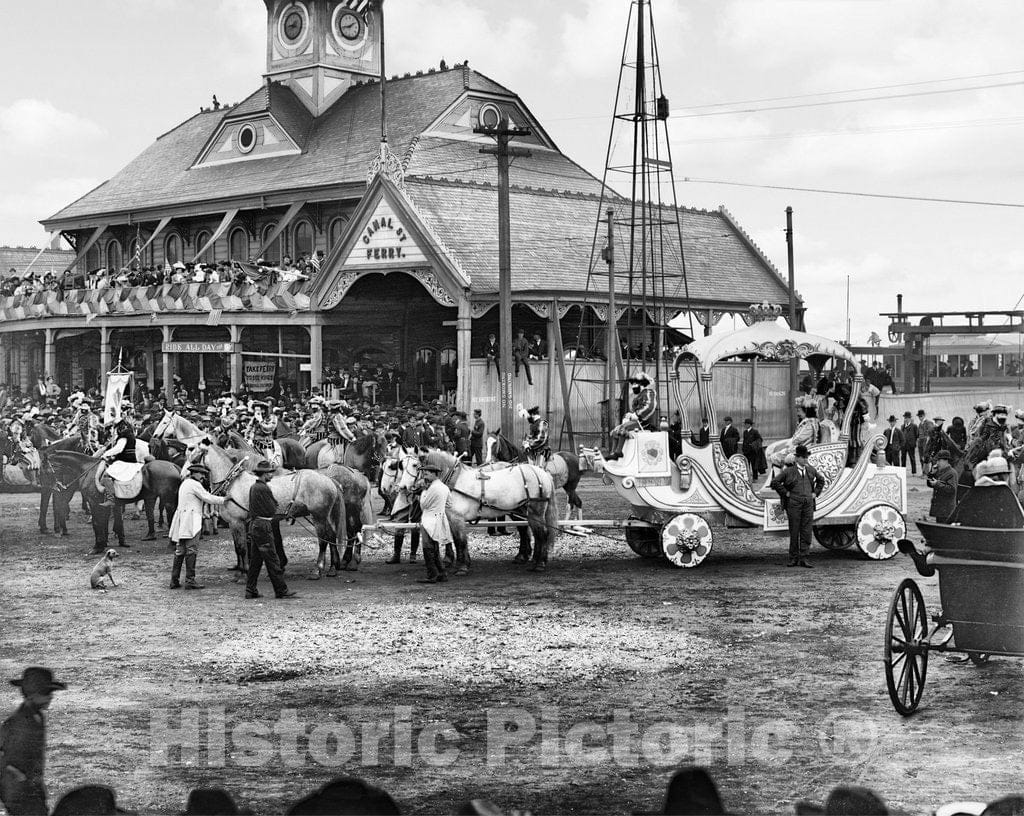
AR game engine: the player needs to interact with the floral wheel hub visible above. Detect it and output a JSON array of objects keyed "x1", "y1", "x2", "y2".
[
  {"x1": 661, "y1": 512, "x2": 713, "y2": 568},
  {"x1": 856, "y1": 504, "x2": 905, "y2": 560}
]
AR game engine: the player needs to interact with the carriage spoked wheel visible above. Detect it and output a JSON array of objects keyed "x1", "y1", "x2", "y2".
[
  {"x1": 661, "y1": 512, "x2": 713, "y2": 568},
  {"x1": 812, "y1": 525, "x2": 857, "y2": 550},
  {"x1": 856, "y1": 505, "x2": 905, "y2": 560},
  {"x1": 884, "y1": 578, "x2": 929, "y2": 715}
]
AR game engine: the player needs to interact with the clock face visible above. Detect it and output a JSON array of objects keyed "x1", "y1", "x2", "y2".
[
  {"x1": 337, "y1": 12, "x2": 362, "y2": 42},
  {"x1": 283, "y1": 11, "x2": 304, "y2": 41}
]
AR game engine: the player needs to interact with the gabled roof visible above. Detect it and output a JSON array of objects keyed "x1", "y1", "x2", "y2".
[{"x1": 44, "y1": 65, "x2": 547, "y2": 226}]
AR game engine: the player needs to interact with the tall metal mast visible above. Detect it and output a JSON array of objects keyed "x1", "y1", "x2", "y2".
[{"x1": 562, "y1": 0, "x2": 696, "y2": 449}]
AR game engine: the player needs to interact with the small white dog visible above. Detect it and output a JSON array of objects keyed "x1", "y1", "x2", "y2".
[{"x1": 90, "y1": 548, "x2": 119, "y2": 589}]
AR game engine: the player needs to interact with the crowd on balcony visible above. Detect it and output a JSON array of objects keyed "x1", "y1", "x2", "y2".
[{"x1": 0, "y1": 253, "x2": 325, "y2": 300}]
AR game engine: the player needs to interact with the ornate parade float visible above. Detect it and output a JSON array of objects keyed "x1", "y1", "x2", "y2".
[{"x1": 594, "y1": 306, "x2": 908, "y2": 568}]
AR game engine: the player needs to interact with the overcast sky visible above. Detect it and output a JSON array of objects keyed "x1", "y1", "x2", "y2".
[{"x1": 2, "y1": 0, "x2": 1022, "y2": 343}]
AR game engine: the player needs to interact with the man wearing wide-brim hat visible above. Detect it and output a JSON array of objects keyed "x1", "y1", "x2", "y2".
[
  {"x1": 167, "y1": 463, "x2": 226, "y2": 590},
  {"x1": 606, "y1": 370, "x2": 657, "y2": 461},
  {"x1": 245, "y1": 460, "x2": 297, "y2": 599},
  {"x1": 1, "y1": 666, "x2": 68, "y2": 815}
]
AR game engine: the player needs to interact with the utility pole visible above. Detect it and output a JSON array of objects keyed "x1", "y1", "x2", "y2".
[
  {"x1": 476, "y1": 114, "x2": 531, "y2": 435},
  {"x1": 786, "y1": 206, "x2": 799, "y2": 430},
  {"x1": 602, "y1": 207, "x2": 617, "y2": 448}
]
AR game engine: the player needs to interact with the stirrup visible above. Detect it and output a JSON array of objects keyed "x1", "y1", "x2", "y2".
[{"x1": 476, "y1": 472, "x2": 491, "y2": 480}]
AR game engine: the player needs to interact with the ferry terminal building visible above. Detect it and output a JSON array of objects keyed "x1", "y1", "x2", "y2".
[{"x1": 0, "y1": 0, "x2": 799, "y2": 438}]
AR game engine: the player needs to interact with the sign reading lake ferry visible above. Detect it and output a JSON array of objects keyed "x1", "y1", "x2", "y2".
[{"x1": 346, "y1": 199, "x2": 426, "y2": 266}]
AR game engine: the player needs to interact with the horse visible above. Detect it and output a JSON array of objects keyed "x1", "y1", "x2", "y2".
[
  {"x1": 198, "y1": 444, "x2": 346, "y2": 577},
  {"x1": 306, "y1": 431, "x2": 386, "y2": 479},
  {"x1": 486, "y1": 432, "x2": 584, "y2": 529},
  {"x1": 222, "y1": 433, "x2": 376, "y2": 572},
  {"x1": 397, "y1": 450, "x2": 559, "y2": 572},
  {"x1": 151, "y1": 409, "x2": 211, "y2": 449},
  {"x1": 45, "y1": 450, "x2": 182, "y2": 551},
  {"x1": 37, "y1": 436, "x2": 83, "y2": 534}
]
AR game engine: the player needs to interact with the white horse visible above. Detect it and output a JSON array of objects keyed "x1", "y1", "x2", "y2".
[{"x1": 397, "y1": 450, "x2": 559, "y2": 573}]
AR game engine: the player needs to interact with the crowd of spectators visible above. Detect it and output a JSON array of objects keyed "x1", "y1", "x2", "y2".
[
  {"x1": 25, "y1": 768, "x2": 1024, "y2": 816},
  {"x1": 0, "y1": 253, "x2": 326, "y2": 299}
]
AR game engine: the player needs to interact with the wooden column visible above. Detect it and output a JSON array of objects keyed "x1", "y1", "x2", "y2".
[
  {"x1": 228, "y1": 325, "x2": 243, "y2": 395},
  {"x1": 456, "y1": 297, "x2": 472, "y2": 410},
  {"x1": 309, "y1": 323, "x2": 323, "y2": 393},
  {"x1": 44, "y1": 329, "x2": 57, "y2": 380},
  {"x1": 99, "y1": 326, "x2": 112, "y2": 395},
  {"x1": 162, "y1": 325, "x2": 174, "y2": 406}
]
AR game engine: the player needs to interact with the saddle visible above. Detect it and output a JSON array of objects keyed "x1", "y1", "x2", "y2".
[{"x1": 106, "y1": 461, "x2": 145, "y2": 498}]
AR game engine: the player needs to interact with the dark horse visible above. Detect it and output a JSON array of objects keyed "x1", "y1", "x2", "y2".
[
  {"x1": 37, "y1": 436, "x2": 84, "y2": 535},
  {"x1": 46, "y1": 451, "x2": 182, "y2": 552},
  {"x1": 486, "y1": 431, "x2": 584, "y2": 524}
]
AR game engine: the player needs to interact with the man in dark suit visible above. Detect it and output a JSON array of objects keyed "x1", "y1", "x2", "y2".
[
  {"x1": 900, "y1": 410, "x2": 919, "y2": 474},
  {"x1": 741, "y1": 418, "x2": 766, "y2": 479},
  {"x1": 770, "y1": 444, "x2": 825, "y2": 567},
  {"x1": 883, "y1": 415, "x2": 904, "y2": 465},
  {"x1": 926, "y1": 449, "x2": 957, "y2": 522},
  {"x1": 695, "y1": 417, "x2": 710, "y2": 447},
  {"x1": 719, "y1": 416, "x2": 740, "y2": 457}
]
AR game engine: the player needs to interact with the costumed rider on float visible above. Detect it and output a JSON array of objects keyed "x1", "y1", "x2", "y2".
[
  {"x1": 519, "y1": 405, "x2": 551, "y2": 468},
  {"x1": 767, "y1": 396, "x2": 820, "y2": 476},
  {"x1": 606, "y1": 370, "x2": 657, "y2": 461},
  {"x1": 96, "y1": 417, "x2": 154, "y2": 507}
]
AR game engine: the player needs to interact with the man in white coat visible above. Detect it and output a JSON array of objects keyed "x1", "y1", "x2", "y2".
[
  {"x1": 167, "y1": 463, "x2": 226, "y2": 590},
  {"x1": 416, "y1": 464, "x2": 452, "y2": 584}
]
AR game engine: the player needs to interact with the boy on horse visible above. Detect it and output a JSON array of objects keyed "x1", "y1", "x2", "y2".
[{"x1": 520, "y1": 405, "x2": 550, "y2": 468}]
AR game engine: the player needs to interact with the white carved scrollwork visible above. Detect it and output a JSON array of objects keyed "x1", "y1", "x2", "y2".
[
  {"x1": 367, "y1": 143, "x2": 406, "y2": 191},
  {"x1": 752, "y1": 339, "x2": 818, "y2": 362},
  {"x1": 471, "y1": 302, "x2": 496, "y2": 319},
  {"x1": 525, "y1": 302, "x2": 551, "y2": 318},
  {"x1": 408, "y1": 268, "x2": 456, "y2": 307},
  {"x1": 321, "y1": 271, "x2": 362, "y2": 310},
  {"x1": 712, "y1": 445, "x2": 758, "y2": 503}
]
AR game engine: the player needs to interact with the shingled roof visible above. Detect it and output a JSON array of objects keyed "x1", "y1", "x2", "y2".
[
  {"x1": 401, "y1": 177, "x2": 792, "y2": 306},
  {"x1": 44, "y1": 65, "x2": 567, "y2": 225}
]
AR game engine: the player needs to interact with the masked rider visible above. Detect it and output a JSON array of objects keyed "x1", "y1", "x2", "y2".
[
  {"x1": 299, "y1": 397, "x2": 329, "y2": 444},
  {"x1": 520, "y1": 405, "x2": 551, "y2": 468},
  {"x1": 327, "y1": 400, "x2": 357, "y2": 462},
  {"x1": 606, "y1": 371, "x2": 657, "y2": 461}
]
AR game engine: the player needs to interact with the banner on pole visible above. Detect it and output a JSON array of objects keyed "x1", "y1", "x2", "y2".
[
  {"x1": 104, "y1": 373, "x2": 133, "y2": 425},
  {"x1": 244, "y1": 361, "x2": 276, "y2": 393}
]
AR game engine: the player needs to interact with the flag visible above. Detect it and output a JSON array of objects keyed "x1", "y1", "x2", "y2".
[
  {"x1": 310, "y1": 254, "x2": 321, "y2": 273},
  {"x1": 206, "y1": 309, "x2": 222, "y2": 326},
  {"x1": 104, "y1": 373, "x2": 132, "y2": 425},
  {"x1": 164, "y1": 259, "x2": 173, "y2": 276},
  {"x1": 340, "y1": 0, "x2": 371, "y2": 11}
]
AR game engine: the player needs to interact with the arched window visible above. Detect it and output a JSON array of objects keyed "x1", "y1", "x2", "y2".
[
  {"x1": 105, "y1": 239, "x2": 122, "y2": 272},
  {"x1": 194, "y1": 231, "x2": 214, "y2": 263},
  {"x1": 328, "y1": 216, "x2": 349, "y2": 252},
  {"x1": 293, "y1": 220, "x2": 314, "y2": 260},
  {"x1": 414, "y1": 347, "x2": 437, "y2": 384},
  {"x1": 164, "y1": 233, "x2": 182, "y2": 266},
  {"x1": 127, "y1": 238, "x2": 146, "y2": 269},
  {"x1": 229, "y1": 227, "x2": 249, "y2": 262},
  {"x1": 261, "y1": 224, "x2": 280, "y2": 265},
  {"x1": 440, "y1": 347, "x2": 457, "y2": 384}
]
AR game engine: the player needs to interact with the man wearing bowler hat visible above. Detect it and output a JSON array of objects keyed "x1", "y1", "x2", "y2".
[
  {"x1": 771, "y1": 444, "x2": 824, "y2": 567},
  {"x1": 1, "y1": 667, "x2": 67, "y2": 815}
]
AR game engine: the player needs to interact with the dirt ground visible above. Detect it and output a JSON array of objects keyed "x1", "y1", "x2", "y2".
[{"x1": 1, "y1": 471, "x2": 1021, "y2": 815}]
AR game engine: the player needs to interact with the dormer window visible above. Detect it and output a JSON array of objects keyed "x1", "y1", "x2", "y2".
[{"x1": 237, "y1": 124, "x2": 258, "y2": 154}]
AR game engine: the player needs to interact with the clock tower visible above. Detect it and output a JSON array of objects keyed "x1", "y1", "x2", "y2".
[{"x1": 264, "y1": 0, "x2": 380, "y2": 117}]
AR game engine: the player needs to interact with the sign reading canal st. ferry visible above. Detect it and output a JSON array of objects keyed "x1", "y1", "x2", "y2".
[{"x1": 345, "y1": 199, "x2": 426, "y2": 267}]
